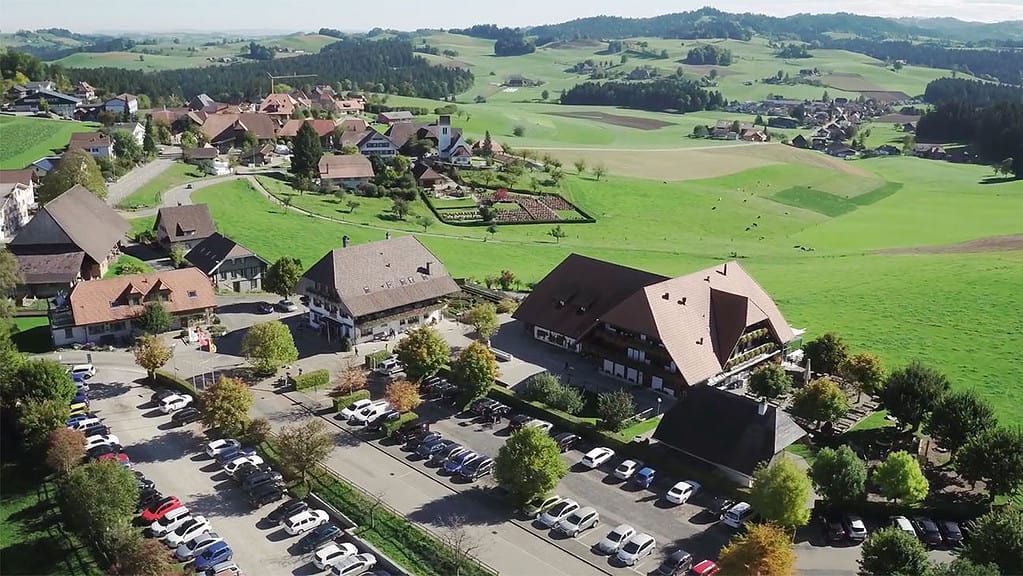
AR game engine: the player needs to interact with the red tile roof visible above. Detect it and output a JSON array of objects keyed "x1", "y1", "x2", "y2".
[{"x1": 68, "y1": 268, "x2": 216, "y2": 326}]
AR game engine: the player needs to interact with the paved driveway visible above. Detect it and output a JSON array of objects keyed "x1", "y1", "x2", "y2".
[
  {"x1": 85, "y1": 366, "x2": 306, "y2": 576},
  {"x1": 105, "y1": 159, "x2": 175, "y2": 206}
]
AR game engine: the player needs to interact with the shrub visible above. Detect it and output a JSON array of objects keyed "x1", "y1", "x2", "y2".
[
  {"x1": 495, "y1": 299, "x2": 518, "y2": 314},
  {"x1": 523, "y1": 373, "x2": 561, "y2": 402},
  {"x1": 365, "y1": 350, "x2": 391, "y2": 369},
  {"x1": 382, "y1": 411, "x2": 418, "y2": 437},
  {"x1": 549, "y1": 385, "x2": 585, "y2": 415},
  {"x1": 332, "y1": 389, "x2": 371, "y2": 412},
  {"x1": 294, "y1": 369, "x2": 330, "y2": 391}
]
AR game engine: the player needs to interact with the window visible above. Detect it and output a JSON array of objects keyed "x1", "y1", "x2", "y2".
[
  {"x1": 220, "y1": 271, "x2": 228, "y2": 281},
  {"x1": 64, "y1": 328, "x2": 73, "y2": 339},
  {"x1": 250, "y1": 280, "x2": 258, "y2": 289}
]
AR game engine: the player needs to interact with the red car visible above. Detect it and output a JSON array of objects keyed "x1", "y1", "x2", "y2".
[
  {"x1": 96, "y1": 452, "x2": 131, "y2": 468},
  {"x1": 692, "y1": 560, "x2": 720, "y2": 576},
  {"x1": 139, "y1": 496, "x2": 181, "y2": 522}
]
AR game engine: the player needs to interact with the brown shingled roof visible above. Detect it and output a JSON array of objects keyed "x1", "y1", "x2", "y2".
[
  {"x1": 318, "y1": 155, "x2": 375, "y2": 180},
  {"x1": 67, "y1": 268, "x2": 216, "y2": 326},
  {"x1": 68, "y1": 132, "x2": 111, "y2": 149},
  {"x1": 9, "y1": 185, "x2": 129, "y2": 264},
  {"x1": 0, "y1": 168, "x2": 36, "y2": 186},
  {"x1": 277, "y1": 119, "x2": 336, "y2": 138},
  {"x1": 154, "y1": 204, "x2": 216, "y2": 242}
]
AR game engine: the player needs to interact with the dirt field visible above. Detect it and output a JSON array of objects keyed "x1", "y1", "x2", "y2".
[
  {"x1": 547, "y1": 111, "x2": 676, "y2": 130},
  {"x1": 823, "y1": 73, "x2": 884, "y2": 92},
  {"x1": 860, "y1": 90, "x2": 912, "y2": 102},
  {"x1": 735, "y1": 144, "x2": 876, "y2": 178},
  {"x1": 875, "y1": 234, "x2": 1023, "y2": 255}
]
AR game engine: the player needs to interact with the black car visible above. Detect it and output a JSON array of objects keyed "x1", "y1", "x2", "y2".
[
  {"x1": 248, "y1": 484, "x2": 284, "y2": 508},
  {"x1": 137, "y1": 488, "x2": 163, "y2": 510},
  {"x1": 458, "y1": 457, "x2": 494, "y2": 482},
  {"x1": 552, "y1": 432, "x2": 580, "y2": 453},
  {"x1": 266, "y1": 498, "x2": 308, "y2": 525},
  {"x1": 256, "y1": 302, "x2": 275, "y2": 314},
  {"x1": 417, "y1": 438, "x2": 453, "y2": 459},
  {"x1": 232, "y1": 462, "x2": 271, "y2": 483},
  {"x1": 297, "y1": 523, "x2": 342, "y2": 553},
  {"x1": 655, "y1": 549, "x2": 693, "y2": 576},
  {"x1": 391, "y1": 421, "x2": 430, "y2": 444},
  {"x1": 432, "y1": 382, "x2": 458, "y2": 400},
  {"x1": 912, "y1": 517, "x2": 943, "y2": 546},
  {"x1": 134, "y1": 470, "x2": 155, "y2": 491},
  {"x1": 483, "y1": 403, "x2": 511, "y2": 421},
  {"x1": 428, "y1": 443, "x2": 463, "y2": 466},
  {"x1": 469, "y1": 398, "x2": 498, "y2": 415},
  {"x1": 88, "y1": 444, "x2": 120, "y2": 459},
  {"x1": 171, "y1": 407, "x2": 201, "y2": 426},
  {"x1": 709, "y1": 497, "x2": 737, "y2": 518},
  {"x1": 508, "y1": 414, "x2": 532, "y2": 431},
  {"x1": 818, "y1": 513, "x2": 847, "y2": 543},
  {"x1": 937, "y1": 520, "x2": 963, "y2": 547},
  {"x1": 243, "y1": 470, "x2": 284, "y2": 493},
  {"x1": 81, "y1": 423, "x2": 110, "y2": 437},
  {"x1": 420, "y1": 376, "x2": 444, "y2": 394},
  {"x1": 407, "y1": 431, "x2": 442, "y2": 451},
  {"x1": 365, "y1": 409, "x2": 401, "y2": 434},
  {"x1": 150, "y1": 389, "x2": 177, "y2": 404}
]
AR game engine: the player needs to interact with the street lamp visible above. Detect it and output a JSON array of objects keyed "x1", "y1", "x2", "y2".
[{"x1": 656, "y1": 397, "x2": 662, "y2": 416}]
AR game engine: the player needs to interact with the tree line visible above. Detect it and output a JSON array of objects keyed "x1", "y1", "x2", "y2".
[
  {"x1": 917, "y1": 99, "x2": 1023, "y2": 176},
  {"x1": 819, "y1": 38, "x2": 1023, "y2": 85},
  {"x1": 684, "y1": 45, "x2": 733, "y2": 65},
  {"x1": 559, "y1": 78, "x2": 724, "y2": 113},
  {"x1": 448, "y1": 25, "x2": 535, "y2": 56},
  {"x1": 63, "y1": 38, "x2": 474, "y2": 102},
  {"x1": 923, "y1": 77, "x2": 1023, "y2": 107}
]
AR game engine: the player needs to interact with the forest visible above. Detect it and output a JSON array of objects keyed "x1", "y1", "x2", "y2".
[
  {"x1": 448, "y1": 25, "x2": 535, "y2": 56},
  {"x1": 684, "y1": 45, "x2": 733, "y2": 66},
  {"x1": 917, "y1": 100, "x2": 1023, "y2": 176},
  {"x1": 62, "y1": 39, "x2": 473, "y2": 102},
  {"x1": 559, "y1": 78, "x2": 724, "y2": 113},
  {"x1": 923, "y1": 78, "x2": 1023, "y2": 107},
  {"x1": 819, "y1": 39, "x2": 1023, "y2": 85}
]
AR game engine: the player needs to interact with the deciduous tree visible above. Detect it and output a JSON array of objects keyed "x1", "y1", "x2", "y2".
[
  {"x1": 243, "y1": 417, "x2": 273, "y2": 446},
  {"x1": 810, "y1": 446, "x2": 867, "y2": 504},
  {"x1": 138, "y1": 302, "x2": 172, "y2": 334},
  {"x1": 415, "y1": 214, "x2": 434, "y2": 232},
  {"x1": 928, "y1": 558, "x2": 1002, "y2": 576},
  {"x1": 390, "y1": 198, "x2": 411, "y2": 220},
  {"x1": 549, "y1": 225, "x2": 566, "y2": 243},
  {"x1": 955, "y1": 426, "x2": 1023, "y2": 499},
  {"x1": 132, "y1": 334, "x2": 172, "y2": 382},
  {"x1": 290, "y1": 121, "x2": 323, "y2": 180},
  {"x1": 385, "y1": 379, "x2": 422, "y2": 413},
  {"x1": 596, "y1": 389, "x2": 635, "y2": 432},
  {"x1": 336, "y1": 366, "x2": 367, "y2": 395},
  {"x1": 37, "y1": 148, "x2": 107, "y2": 203},
  {"x1": 464, "y1": 303, "x2": 499, "y2": 342},
  {"x1": 10, "y1": 358, "x2": 76, "y2": 405},
  {"x1": 45, "y1": 427, "x2": 86, "y2": 477},
  {"x1": 923, "y1": 389, "x2": 996, "y2": 454},
  {"x1": 200, "y1": 376, "x2": 253, "y2": 436},
  {"x1": 19, "y1": 399, "x2": 71, "y2": 448},
  {"x1": 873, "y1": 451, "x2": 929, "y2": 504},
  {"x1": 451, "y1": 341, "x2": 499, "y2": 403},
  {"x1": 276, "y1": 419, "x2": 332, "y2": 487},
  {"x1": 841, "y1": 352, "x2": 885, "y2": 402},
  {"x1": 858, "y1": 527, "x2": 929, "y2": 576},
  {"x1": 573, "y1": 159, "x2": 586, "y2": 175},
  {"x1": 789, "y1": 377, "x2": 849, "y2": 427},
  {"x1": 264, "y1": 256, "x2": 304, "y2": 299},
  {"x1": 749, "y1": 458, "x2": 812, "y2": 528},
  {"x1": 879, "y1": 361, "x2": 950, "y2": 431},
  {"x1": 241, "y1": 320, "x2": 298, "y2": 374},
  {"x1": 803, "y1": 333, "x2": 848, "y2": 375},
  {"x1": 395, "y1": 326, "x2": 450, "y2": 381},
  {"x1": 592, "y1": 164, "x2": 607, "y2": 181},
  {"x1": 112, "y1": 130, "x2": 143, "y2": 165},
  {"x1": 718, "y1": 522, "x2": 796, "y2": 576},
  {"x1": 961, "y1": 507, "x2": 1023, "y2": 575},
  {"x1": 61, "y1": 461, "x2": 139, "y2": 553},
  {"x1": 107, "y1": 530, "x2": 175, "y2": 576},
  {"x1": 749, "y1": 363, "x2": 792, "y2": 401},
  {"x1": 494, "y1": 426, "x2": 568, "y2": 506}
]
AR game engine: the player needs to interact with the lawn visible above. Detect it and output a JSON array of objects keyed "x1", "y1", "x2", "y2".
[
  {"x1": 10, "y1": 316, "x2": 51, "y2": 353},
  {"x1": 117, "y1": 162, "x2": 205, "y2": 209},
  {"x1": 103, "y1": 254, "x2": 154, "y2": 278},
  {"x1": 0, "y1": 116, "x2": 98, "y2": 170},
  {"x1": 0, "y1": 460, "x2": 102, "y2": 576}
]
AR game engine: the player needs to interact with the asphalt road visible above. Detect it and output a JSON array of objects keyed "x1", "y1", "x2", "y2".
[{"x1": 105, "y1": 158, "x2": 175, "y2": 206}]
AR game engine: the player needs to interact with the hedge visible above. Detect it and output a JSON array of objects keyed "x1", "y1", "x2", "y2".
[
  {"x1": 382, "y1": 412, "x2": 418, "y2": 437},
  {"x1": 154, "y1": 370, "x2": 198, "y2": 396},
  {"x1": 365, "y1": 350, "x2": 391, "y2": 369},
  {"x1": 295, "y1": 369, "x2": 330, "y2": 391},
  {"x1": 332, "y1": 389, "x2": 371, "y2": 412}
]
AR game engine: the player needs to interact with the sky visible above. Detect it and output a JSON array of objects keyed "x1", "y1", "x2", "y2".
[{"x1": 2, "y1": 0, "x2": 1022, "y2": 33}]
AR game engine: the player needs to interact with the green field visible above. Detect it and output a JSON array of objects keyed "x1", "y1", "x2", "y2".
[
  {"x1": 104, "y1": 254, "x2": 154, "y2": 277},
  {"x1": 117, "y1": 162, "x2": 205, "y2": 208},
  {"x1": 0, "y1": 116, "x2": 98, "y2": 170}
]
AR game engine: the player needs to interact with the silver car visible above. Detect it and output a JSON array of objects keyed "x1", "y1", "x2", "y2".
[
  {"x1": 555, "y1": 506, "x2": 599, "y2": 537},
  {"x1": 596, "y1": 524, "x2": 635, "y2": 554}
]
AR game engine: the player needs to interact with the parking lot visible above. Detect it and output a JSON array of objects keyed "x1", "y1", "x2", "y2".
[{"x1": 84, "y1": 366, "x2": 307, "y2": 576}]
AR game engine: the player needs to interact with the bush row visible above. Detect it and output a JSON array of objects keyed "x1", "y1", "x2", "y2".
[
  {"x1": 382, "y1": 412, "x2": 419, "y2": 437},
  {"x1": 332, "y1": 389, "x2": 371, "y2": 412},
  {"x1": 522, "y1": 373, "x2": 584, "y2": 414},
  {"x1": 153, "y1": 369, "x2": 198, "y2": 396},
  {"x1": 294, "y1": 369, "x2": 330, "y2": 391},
  {"x1": 364, "y1": 350, "x2": 391, "y2": 369}
]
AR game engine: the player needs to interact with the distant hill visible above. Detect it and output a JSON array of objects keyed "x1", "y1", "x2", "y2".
[{"x1": 895, "y1": 17, "x2": 1023, "y2": 43}]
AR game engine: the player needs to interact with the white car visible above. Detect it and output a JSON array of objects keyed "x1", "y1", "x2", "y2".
[
  {"x1": 616, "y1": 533, "x2": 656, "y2": 566},
  {"x1": 350, "y1": 401, "x2": 392, "y2": 425},
  {"x1": 614, "y1": 459, "x2": 641, "y2": 480},
  {"x1": 174, "y1": 532, "x2": 222, "y2": 561},
  {"x1": 596, "y1": 524, "x2": 636, "y2": 555},
  {"x1": 162, "y1": 515, "x2": 210, "y2": 547},
  {"x1": 223, "y1": 454, "x2": 264, "y2": 474},
  {"x1": 580, "y1": 447, "x2": 615, "y2": 469},
  {"x1": 149, "y1": 507, "x2": 191, "y2": 537},
  {"x1": 892, "y1": 515, "x2": 917, "y2": 536},
  {"x1": 159, "y1": 393, "x2": 193, "y2": 414},
  {"x1": 525, "y1": 419, "x2": 554, "y2": 433},
  {"x1": 206, "y1": 438, "x2": 241, "y2": 458},
  {"x1": 314, "y1": 542, "x2": 359, "y2": 570},
  {"x1": 284, "y1": 509, "x2": 329, "y2": 535},
  {"x1": 538, "y1": 498, "x2": 579, "y2": 528},
  {"x1": 67, "y1": 417, "x2": 102, "y2": 431},
  {"x1": 330, "y1": 553, "x2": 377, "y2": 576},
  {"x1": 555, "y1": 506, "x2": 600, "y2": 537},
  {"x1": 340, "y1": 399, "x2": 375, "y2": 421},
  {"x1": 85, "y1": 434, "x2": 120, "y2": 451},
  {"x1": 665, "y1": 480, "x2": 701, "y2": 504}
]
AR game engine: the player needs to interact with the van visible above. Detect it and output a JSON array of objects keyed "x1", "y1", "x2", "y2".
[
  {"x1": 722, "y1": 502, "x2": 754, "y2": 529},
  {"x1": 70, "y1": 364, "x2": 96, "y2": 380},
  {"x1": 374, "y1": 358, "x2": 403, "y2": 377}
]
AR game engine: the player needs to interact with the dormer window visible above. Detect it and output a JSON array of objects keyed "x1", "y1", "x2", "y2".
[{"x1": 187, "y1": 290, "x2": 197, "y2": 298}]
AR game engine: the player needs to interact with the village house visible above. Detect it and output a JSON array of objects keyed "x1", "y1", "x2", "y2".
[
  {"x1": 13, "y1": 89, "x2": 81, "y2": 117},
  {"x1": 434, "y1": 115, "x2": 472, "y2": 166},
  {"x1": 185, "y1": 232, "x2": 268, "y2": 292},
  {"x1": 338, "y1": 118, "x2": 370, "y2": 134},
  {"x1": 298, "y1": 235, "x2": 460, "y2": 345},
  {"x1": 258, "y1": 93, "x2": 302, "y2": 122},
  {"x1": 48, "y1": 268, "x2": 216, "y2": 347},
  {"x1": 826, "y1": 142, "x2": 857, "y2": 159},
  {"x1": 277, "y1": 119, "x2": 337, "y2": 148},
  {"x1": 110, "y1": 122, "x2": 146, "y2": 146},
  {"x1": 653, "y1": 385, "x2": 806, "y2": 486},
  {"x1": 318, "y1": 154, "x2": 375, "y2": 188},
  {"x1": 30, "y1": 156, "x2": 62, "y2": 179},
  {"x1": 192, "y1": 112, "x2": 279, "y2": 151},
  {"x1": 913, "y1": 144, "x2": 948, "y2": 160},
  {"x1": 876, "y1": 144, "x2": 901, "y2": 156},
  {"x1": 74, "y1": 81, "x2": 96, "y2": 102},
  {"x1": 513, "y1": 255, "x2": 802, "y2": 396},
  {"x1": 182, "y1": 147, "x2": 219, "y2": 165},
  {"x1": 104, "y1": 93, "x2": 138, "y2": 117},
  {"x1": 377, "y1": 110, "x2": 415, "y2": 125},
  {"x1": 790, "y1": 134, "x2": 809, "y2": 149},
  {"x1": 239, "y1": 143, "x2": 275, "y2": 167},
  {"x1": 356, "y1": 131, "x2": 399, "y2": 157},
  {"x1": 0, "y1": 169, "x2": 37, "y2": 243},
  {"x1": 189, "y1": 93, "x2": 218, "y2": 110},
  {"x1": 384, "y1": 123, "x2": 420, "y2": 150},
  {"x1": 8, "y1": 185, "x2": 129, "y2": 298},
  {"x1": 7, "y1": 81, "x2": 55, "y2": 98},
  {"x1": 767, "y1": 116, "x2": 800, "y2": 129},
  {"x1": 68, "y1": 132, "x2": 114, "y2": 158},
  {"x1": 153, "y1": 204, "x2": 217, "y2": 252},
  {"x1": 413, "y1": 163, "x2": 446, "y2": 188}
]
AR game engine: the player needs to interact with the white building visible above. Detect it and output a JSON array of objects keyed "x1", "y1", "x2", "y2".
[{"x1": 0, "y1": 181, "x2": 36, "y2": 243}]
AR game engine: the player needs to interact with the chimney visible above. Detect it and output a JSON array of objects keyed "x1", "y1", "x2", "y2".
[
  {"x1": 425, "y1": 261, "x2": 432, "y2": 275},
  {"x1": 342, "y1": 235, "x2": 350, "y2": 248},
  {"x1": 680, "y1": 297, "x2": 687, "y2": 305},
  {"x1": 758, "y1": 401, "x2": 768, "y2": 416},
  {"x1": 385, "y1": 231, "x2": 391, "y2": 240},
  {"x1": 696, "y1": 337, "x2": 704, "y2": 345},
  {"x1": 662, "y1": 292, "x2": 670, "y2": 300},
  {"x1": 723, "y1": 262, "x2": 728, "y2": 276}
]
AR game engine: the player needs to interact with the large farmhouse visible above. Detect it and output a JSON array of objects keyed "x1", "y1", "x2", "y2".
[
  {"x1": 513, "y1": 255, "x2": 801, "y2": 396},
  {"x1": 298, "y1": 235, "x2": 460, "y2": 345}
]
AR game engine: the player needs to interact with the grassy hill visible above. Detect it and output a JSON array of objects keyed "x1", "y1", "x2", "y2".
[{"x1": 0, "y1": 116, "x2": 97, "y2": 170}]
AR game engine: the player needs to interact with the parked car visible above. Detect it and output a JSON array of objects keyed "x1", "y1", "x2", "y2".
[
  {"x1": 140, "y1": 496, "x2": 182, "y2": 522},
  {"x1": 223, "y1": 455, "x2": 264, "y2": 475},
  {"x1": 522, "y1": 494, "x2": 562, "y2": 519},
  {"x1": 691, "y1": 560, "x2": 721, "y2": 576},
  {"x1": 216, "y1": 446, "x2": 257, "y2": 465},
  {"x1": 844, "y1": 514, "x2": 868, "y2": 542},
  {"x1": 596, "y1": 524, "x2": 636, "y2": 555},
  {"x1": 417, "y1": 438, "x2": 453, "y2": 460},
  {"x1": 892, "y1": 515, "x2": 917, "y2": 537},
  {"x1": 351, "y1": 401, "x2": 392, "y2": 425},
  {"x1": 314, "y1": 542, "x2": 359, "y2": 570},
  {"x1": 555, "y1": 506, "x2": 600, "y2": 537},
  {"x1": 458, "y1": 456, "x2": 494, "y2": 482},
  {"x1": 88, "y1": 444, "x2": 120, "y2": 459},
  {"x1": 96, "y1": 452, "x2": 131, "y2": 468},
  {"x1": 819, "y1": 512, "x2": 847, "y2": 543},
  {"x1": 297, "y1": 523, "x2": 343, "y2": 553},
  {"x1": 469, "y1": 398, "x2": 499, "y2": 415},
  {"x1": 159, "y1": 393, "x2": 193, "y2": 414},
  {"x1": 232, "y1": 462, "x2": 272, "y2": 483},
  {"x1": 81, "y1": 422, "x2": 110, "y2": 437},
  {"x1": 508, "y1": 414, "x2": 532, "y2": 431},
  {"x1": 67, "y1": 417, "x2": 102, "y2": 432},
  {"x1": 163, "y1": 515, "x2": 210, "y2": 547},
  {"x1": 242, "y1": 470, "x2": 284, "y2": 493},
  {"x1": 937, "y1": 519, "x2": 963, "y2": 547},
  {"x1": 171, "y1": 407, "x2": 201, "y2": 426},
  {"x1": 340, "y1": 399, "x2": 376, "y2": 421},
  {"x1": 443, "y1": 451, "x2": 479, "y2": 475},
  {"x1": 284, "y1": 509, "x2": 329, "y2": 535},
  {"x1": 329, "y1": 553, "x2": 377, "y2": 576},
  {"x1": 69, "y1": 364, "x2": 96, "y2": 379},
  {"x1": 174, "y1": 532, "x2": 222, "y2": 562},
  {"x1": 193, "y1": 541, "x2": 232, "y2": 572},
  {"x1": 655, "y1": 549, "x2": 693, "y2": 576},
  {"x1": 614, "y1": 460, "x2": 641, "y2": 480},
  {"x1": 365, "y1": 410, "x2": 401, "y2": 433},
  {"x1": 665, "y1": 480, "x2": 701, "y2": 505},
  {"x1": 72, "y1": 393, "x2": 90, "y2": 406},
  {"x1": 206, "y1": 560, "x2": 241, "y2": 576},
  {"x1": 615, "y1": 533, "x2": 656, "y2": 566},
  {"x1": 482, "y1": 403, "x2": 511, "y2": 421},
  {"x1": 390, "y1": 420, "x2": 430, "y2": 444},
  {"x1": 539, "y1": 499, "x2": 579, "y2": 528},
  {"x1": 408, "y1": 431, "x2": 441, "y2": 451},
  {"x1": 912, "y1": 517, "x2": 943, "y2": 546},
  {"x1": 206, "y1": 439, "x2": 241, "y2": 458},
  {"x1": 525, "y1": 419, "x2": 553, "y2": 433},
  {"x1": 85, "y1": 434, "x2": 120, "y2": 451},
  {"x1": 267, "y1": 499, "x2": 308, "y2": 525},
  {"x1": 276, "y1": 300, "x2": 298, "y2": 312},
  {"x1": 148, "y1": 506, "x2": 192, "y2": 537},
  {"x1": 552, "y1": 432, "x2": 580, "y2": 453},
  {"x1": 722, "y1": 502, "x2": 755, "y2": 529},
  {"x1": 708, "y1": 497, "x2": 737, "y2": 518},
  {"x1": 257, "y1": 302, "x2": 275, "y2": 314},
  {"x1": 137, "y1": 489, "x2": 163, "y2": 511},
  {"x1": 428, "y1": 443, "x2": 464, "y2": 466},
  {"x1": 580, "y1": 447, "x2": 615, "y2": 469},
  {"x1": 632, "y1": 467, "x2": 656, "y2": 489},
  {"x1": 373, "y1": 357, "x2": 402, "y2": 376},
  {"x1": 151, "y1": 389, "x2": 178, "y2": 404},
  {"x1": 68, "y1": 402, "x2": 89, "y2": 417},
  {"x1": 248, "y1": 484, "x2": 284, "y2": 508}
]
